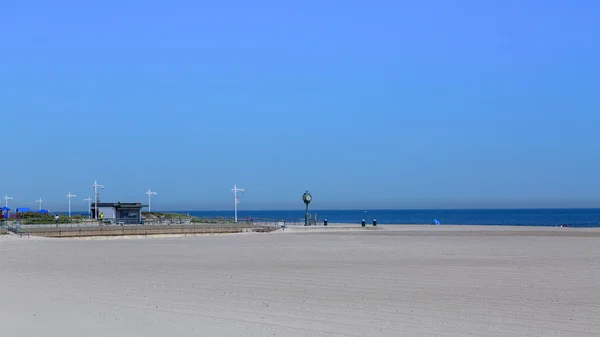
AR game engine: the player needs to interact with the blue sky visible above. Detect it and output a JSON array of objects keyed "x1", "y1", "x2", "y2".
[{"x1": 1, "y1": 0, "x2": 599, "y2": 211}]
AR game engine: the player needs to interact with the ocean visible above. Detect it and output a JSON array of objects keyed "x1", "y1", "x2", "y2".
[{"x1": 177, "y1": 208, "x2": 600, "y2": 228}]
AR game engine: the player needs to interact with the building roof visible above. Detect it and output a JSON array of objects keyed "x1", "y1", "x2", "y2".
[{"x1": 92, "y1": 202, "x2": 145, "y2": 209}]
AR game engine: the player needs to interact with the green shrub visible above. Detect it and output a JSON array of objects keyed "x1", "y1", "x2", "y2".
[{"x1": 13, "y1": 212, "x2": 84, "y2": 224}]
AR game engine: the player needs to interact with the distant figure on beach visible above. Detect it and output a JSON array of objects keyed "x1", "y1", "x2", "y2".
[
  {"x1": 55, "y1": 214, "x2": 59, "y2": 224},
  {"x1": 100, "y1": 212, "x2": 104, "y2": 220}
]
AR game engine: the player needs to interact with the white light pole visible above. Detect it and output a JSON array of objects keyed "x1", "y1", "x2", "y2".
[
  {"x1": 84, "y1": 197, "x2": 92, "y2": 218},
  {"x1": 67, "y1": 192, "x2": 76, "y2": 217},
  {"x1": 231, "y1": 184, "x2": 244, "y2": 223},
  {"x1": 145, "y1": 188, "x2": 157, "y2": 212},
  {"x1": 4, "y1": 195, "x2": 13, "y2": 208},
  {"x1": 92, "y1": 180, "x2": 104, "y2": 219},
  {"x1": 35, "y1": 198, "x2": 43, "y2": 211}
]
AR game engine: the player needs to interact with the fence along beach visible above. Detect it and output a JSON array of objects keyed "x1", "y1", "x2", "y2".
[{"x1": 0, "y1": 211, "x2": 281, "y2": 238}]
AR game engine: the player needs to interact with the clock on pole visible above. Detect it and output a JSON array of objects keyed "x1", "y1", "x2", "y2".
[{"x1": 302, "y1": 191, "x2": 312, "y2": 226}]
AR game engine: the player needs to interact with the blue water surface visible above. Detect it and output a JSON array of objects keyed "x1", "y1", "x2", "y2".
[{"x1": 177, "y1": 209, "x2": 600, "y2": 228}]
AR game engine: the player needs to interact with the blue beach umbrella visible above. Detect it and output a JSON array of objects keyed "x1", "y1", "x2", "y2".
[{"x1": 1, "y1": 206, "x2": 9, "y2": 217}]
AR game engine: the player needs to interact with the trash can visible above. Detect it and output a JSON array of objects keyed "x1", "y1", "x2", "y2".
[
  {"x1": 361, "y1": 219, "x2": 366, "y2": 227},
  {"x1": 373, "y1": 219, "x2": 377, "y2": 227},
  {"x1": 324, "y1": 219, "x2": 328, "y2": 226}
]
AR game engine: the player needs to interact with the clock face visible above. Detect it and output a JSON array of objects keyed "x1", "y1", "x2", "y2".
[{"x1": 305, "y1": 195, "x2": 312, "y2": 202}]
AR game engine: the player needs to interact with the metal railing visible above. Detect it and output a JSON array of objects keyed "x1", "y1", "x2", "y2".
[
  {"x1": 2, "y1": 216, "x2": 281, "y2": 233},
  {"x1": 7, "y1": 218, "x2": 316, "y2": 227},
  {"x1": 2, "y1": 217, "x2": 196, "y2": 227},
  {"x1": 0, "y1": 217, "x2": 320, "y2": 236}
]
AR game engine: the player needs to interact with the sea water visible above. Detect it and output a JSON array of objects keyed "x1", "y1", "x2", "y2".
[{"x1": 179, "y1": 208, "x2": 600, "y2": 228}]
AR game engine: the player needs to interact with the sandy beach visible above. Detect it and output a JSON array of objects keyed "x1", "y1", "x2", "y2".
[{"x1": 1, "y1": 225, "x2": 599, "y2": 336}]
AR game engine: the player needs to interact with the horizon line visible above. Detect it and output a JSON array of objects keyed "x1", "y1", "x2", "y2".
[
  {"x1": 161, "y1": 207, "x2": 600, "y2": 212},
  {"x1": 42, "y1": 206, "x2": 600, "y2": 213}
]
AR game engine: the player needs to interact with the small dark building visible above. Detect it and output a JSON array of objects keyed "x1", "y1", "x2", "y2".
[{"x1": 91, "y1": 202, "x2": 144, "y2": 224}]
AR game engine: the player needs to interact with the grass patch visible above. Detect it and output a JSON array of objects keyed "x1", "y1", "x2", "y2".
[{"x1": 142, "y1": 212, "x2": 226, "y2": 224}]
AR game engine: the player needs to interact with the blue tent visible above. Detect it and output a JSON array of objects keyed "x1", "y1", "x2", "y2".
[
  {"x1": 17, "y1": 207, "x2": 31, "y2": 212},
  {"x1": 1, "y1": 206, "x2": 9, "y2": 218},
  {"x1": 434, "y1": 219, "x2": 440, "y2": 225},
  {"x1": 40, "y1": 209, "x2": 49, "y2": 214}
]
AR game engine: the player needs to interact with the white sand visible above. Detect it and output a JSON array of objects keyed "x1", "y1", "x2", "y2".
[{"x1": 1, "y1": 226, "x2": 599, "y2": 336}]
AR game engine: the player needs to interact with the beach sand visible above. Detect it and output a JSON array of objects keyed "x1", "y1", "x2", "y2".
[{"x1": 1, "y1": 226, "x2": 599, "y2": 336}]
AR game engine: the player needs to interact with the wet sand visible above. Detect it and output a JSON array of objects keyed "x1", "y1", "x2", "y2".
[{"x1": 1, "y1": 226, "x2": 599, "y2": 336}]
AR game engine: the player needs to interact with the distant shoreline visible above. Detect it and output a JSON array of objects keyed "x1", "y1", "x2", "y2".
[
  {"x1": 163, "y1": 207, "x2": 600, "y2": 212},
  {"x1": 46, "y1": 207, "x2": 600, "y2": 213}
]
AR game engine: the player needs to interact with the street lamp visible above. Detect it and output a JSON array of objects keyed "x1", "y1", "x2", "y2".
[
  {"x1": 4, "y1": 195, "x2": 13, "y2": 208},
  {"x1": 302, "y1": 191, "x2": 312, "y2": 226},
  {"x1": 231, "y1": 184, "x2": 244, "y2": 223},
  {"x1": 84, "y1": 197, "x2": 92, "y2": 218},
  {"x1": 92, "y1": 180, "x2": 104, "y2": 219},
  {"x1": 145, "y1": 188, "x2": 157, "y2": 212},
  {"x1": 67, "y1": 192, "x2": 76, "y2": 217}
]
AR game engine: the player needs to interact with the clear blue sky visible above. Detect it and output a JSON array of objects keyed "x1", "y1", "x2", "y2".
[{"x1": 1, "y1": 0, "x2": 599, "y2": 211}]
